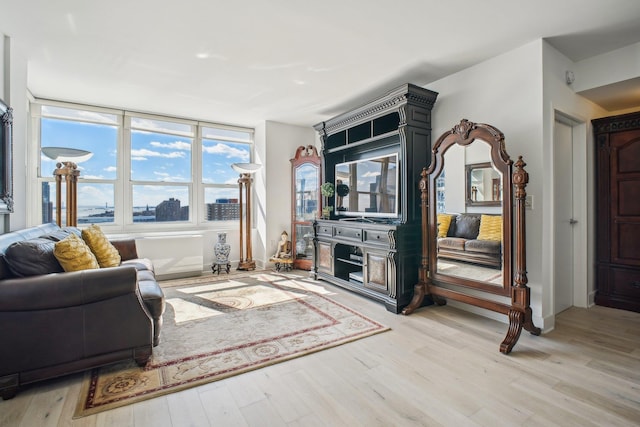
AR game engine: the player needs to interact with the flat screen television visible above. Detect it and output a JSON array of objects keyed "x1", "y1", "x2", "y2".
[{"x1": 334, "y1": 153, "x2": 398, "y2": 218}]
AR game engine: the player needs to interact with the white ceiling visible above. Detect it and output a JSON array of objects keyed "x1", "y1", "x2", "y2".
[{"x1": 2, "y1": 0, "x2": 640, "y2": 128}]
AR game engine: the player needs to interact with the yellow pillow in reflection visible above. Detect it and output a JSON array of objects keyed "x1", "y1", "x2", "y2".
[
  {"x1": 436, "y1": 214, "x2": 453, "y2": 238},
  {"x1": 477, "y1": 215, "x2": 502, "y2": 242}
]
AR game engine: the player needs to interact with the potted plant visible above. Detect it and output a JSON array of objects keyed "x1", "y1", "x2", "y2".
[{"x1": 320, "y1": 182, "x2": 334, "y2": 219}]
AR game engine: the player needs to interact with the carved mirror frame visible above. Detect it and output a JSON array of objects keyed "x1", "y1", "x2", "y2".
[{"x1": 403, "y1": 119, "x2": 540, "y2": 354}]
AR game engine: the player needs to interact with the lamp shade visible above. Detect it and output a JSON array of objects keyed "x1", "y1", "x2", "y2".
[
  {"x1": 231, "y1": 163, "x2": 262, "y2": 174},
  {"x1": 42, "y1": 147, "x2": 93, "y2": 163}
]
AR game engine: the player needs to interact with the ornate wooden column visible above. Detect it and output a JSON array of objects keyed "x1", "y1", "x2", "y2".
[
  {"x1": 53, "y1": 161, "x2": 80, "y2": 227},
  {"x1": 237, "y1": 172, "x2": 255, "y2": 270}
]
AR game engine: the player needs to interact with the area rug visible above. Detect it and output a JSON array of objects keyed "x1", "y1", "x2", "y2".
[
  {"x1": 437, "y1": 259, "x2": 503, "y2": 284},
  {"x1": 74, "y1": 272, "x2": 388, "y2": 417}
]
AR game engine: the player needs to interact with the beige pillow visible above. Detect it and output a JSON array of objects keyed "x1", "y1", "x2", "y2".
[
  {"x1": 54, "y1": 233, "x2": 100, "y2": 272},
  {"x1": 81, "y1": 224, "x2": 121, "y2": 268}
]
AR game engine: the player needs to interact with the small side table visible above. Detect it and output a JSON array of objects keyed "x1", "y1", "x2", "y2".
[
  {"x1": 269, "y1": 257, "x2": 293, "y2": 272},
  {"x1": 212, "y1": 262, "x2": 231, "y2": 274}
]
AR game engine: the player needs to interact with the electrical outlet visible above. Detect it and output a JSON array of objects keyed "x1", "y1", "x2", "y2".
[{"x1": 525, "y1": 195, "x2": 533, "y2": 210}]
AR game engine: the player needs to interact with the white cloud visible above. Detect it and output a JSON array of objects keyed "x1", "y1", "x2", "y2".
[
  {"x1": 203, "y1": 143, "x2": 249, "y2": 160},
  {"x1": 153, "y1": 171, "x2": 187, "y2": 182},
  {"x1": 78, "y1": 184, "x2": 114, "y2": 206},
  {"x1": 104, "y1": 166, "x2": 117, "y2": 172},
  {"x1": 150, "y1": 141, "x2": 191, "y2": 151},
  {"x1": 131, "y1": 148, "x2": 185, "y2": 159}
]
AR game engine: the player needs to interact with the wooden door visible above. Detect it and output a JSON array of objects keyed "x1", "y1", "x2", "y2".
[{"x1": 594, "y1": 112, "x2": 640, "y2": 312}]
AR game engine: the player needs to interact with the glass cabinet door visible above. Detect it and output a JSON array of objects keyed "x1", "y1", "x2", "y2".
[
  {"x1": 294, "y1": 163, "x2": 319, "y2": 222},
  {"x1": 291, "y1": 145, "x2": 321, "y2": 270}
]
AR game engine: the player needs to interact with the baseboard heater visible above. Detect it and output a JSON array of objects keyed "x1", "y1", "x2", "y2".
[{"x1": 134, "y1": 234, "x2": 204, "y2": 279}]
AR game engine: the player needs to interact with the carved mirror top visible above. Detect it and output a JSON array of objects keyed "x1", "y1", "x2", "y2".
[{"x1": 427, "y1": 119, "x2": 513, "y2": 296}]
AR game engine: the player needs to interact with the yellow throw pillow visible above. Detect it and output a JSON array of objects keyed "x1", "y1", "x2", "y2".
[
  {"x1": 477, "y1": 214, "x2": 502, "y2": 242},
  {"x1": 81, "y1": 224, "x2": 121, "y2": 268},
  {"x1": 436, "y1": 214, "x2": 453, "y2": 238},
  {"x1": 54, "y1": 233, "x2": 100, "y2": 272}
]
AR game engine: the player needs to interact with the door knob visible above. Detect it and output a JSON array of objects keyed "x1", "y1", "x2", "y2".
[{"x1": 569, "y1": 219, "x2": 578, "y2": 225}]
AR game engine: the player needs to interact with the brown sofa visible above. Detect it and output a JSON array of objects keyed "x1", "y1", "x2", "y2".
[
  {"x1": 437, "y1": 213, "x2": 502, "y2": 268},
  {"x1": 0, "y1": 223, "x2": 165, "y2": 399}
]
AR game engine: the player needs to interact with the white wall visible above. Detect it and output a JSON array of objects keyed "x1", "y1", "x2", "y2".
[
  {"x1": 427, "y1": 38, "x2": 640, "y2": 331},
  {"x1": 2, "y1": 26, "x2": 640, "y2": 321},
  {"x1": 541, "y1": 41, "x2": 609, "y2": 318},
  {"x1": 573, "y1": 41, "x2": 640, "y2": 94},
  {"x1": 259, "y1": 121, "x2": 317, "y2": 265},
  {"x1": 428, "y1": 40, "x2": 548, "y2": 327}
]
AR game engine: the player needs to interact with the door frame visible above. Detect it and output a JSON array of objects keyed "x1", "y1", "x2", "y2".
[{"x1": 553, "y1": 111, "x2": 589, "y2": 309}]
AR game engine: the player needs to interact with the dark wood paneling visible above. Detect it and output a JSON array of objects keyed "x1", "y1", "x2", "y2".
[{"x1": 593, "y1": 111, "x2": 640, "y2": 312}]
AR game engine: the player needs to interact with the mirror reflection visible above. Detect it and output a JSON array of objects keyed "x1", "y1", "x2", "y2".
[
  {"x1": 334, "y1": 153, "x2": 398, "y2": 216},
  {"x1": 295, "y1": 163, "x2": 319, "y2": 222},
  {"x1": 466, "y1": 162, "x2": 501, "y2": 206},
  {"x1": 434, "y1": 141, "x2": 504, "y2": 286}
]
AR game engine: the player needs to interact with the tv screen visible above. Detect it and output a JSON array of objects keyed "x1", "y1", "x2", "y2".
[{"x1": 334, "y1": 153, "x2": 398, "y2": 218}]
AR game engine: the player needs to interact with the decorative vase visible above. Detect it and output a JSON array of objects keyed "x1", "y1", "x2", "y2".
[{"x1": 212, "y1": 232, "x2": 231, "y2": 274}]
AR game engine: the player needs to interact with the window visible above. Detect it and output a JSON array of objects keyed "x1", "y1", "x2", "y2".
[
  {"x1": 34, "y1": 100, "x2": 253, "y2": 230},
  {"x1": 39, "y1": 105, "x2": 118, "y2": 226},
  {"x1": 201, "y1": 126, "x2": 252, "y2": 222},
  {"x1": 130, "y1": 116, "x2": 194, "y2": 223}
]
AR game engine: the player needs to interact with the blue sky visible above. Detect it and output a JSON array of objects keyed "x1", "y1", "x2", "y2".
[{"x1": 41, "y1": 116, "x2": 250, "y2": 208}]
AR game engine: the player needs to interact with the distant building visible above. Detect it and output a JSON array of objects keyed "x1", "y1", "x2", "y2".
[
  {"x1": 156, "y1": 198, "x2": 188, "y2": 221},
  {"x1": 42, "y1": 182, "x2": 53, "y2": 224},
  {"x1": 207, "y1": 198, "x2": 240, "y2": 221}
]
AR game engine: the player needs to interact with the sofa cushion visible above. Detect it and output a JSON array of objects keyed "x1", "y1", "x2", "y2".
[
  {"x1": 477, "y1": 215, "x2": 502, "y2": 242},
  {"x1": 54, "y1": 233, "x2": 100, "y2": 272},
  {"x1": 3, "y1": 238, "x2": 64, "y2": 277},
  {"x1": 465, "y1": 239, "x2": 501, "y2": 255},
  {"x1": 39, "y1": 228, "x2": 75, "y2": 242},
  {"x1": 438, "y1": 237, "x2": 466, "y2": 251},
  {"x1": 81, "y1": 224, "x2": 121, "y2": 268},
  {"x1": 138, "y1": 278, "x2": 166, "y2": 319},
  {"x1": 436, "y1": 214, "x2": 454, "y2": 238},
  {"x1": 121, "y1": 258, "x2": 154, "y2": 273},
  {"x1": 453, "y1": 214, "x2": 481, "y2": 240}
]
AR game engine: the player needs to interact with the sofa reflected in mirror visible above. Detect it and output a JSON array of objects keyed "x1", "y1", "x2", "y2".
[{"x1": 436, "y1": 213, "x2": 502, "y2": 270}]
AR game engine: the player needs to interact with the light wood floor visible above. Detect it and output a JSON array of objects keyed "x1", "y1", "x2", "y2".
[{"x1": 2, "y1": 271, "x2": 640, "y2": 426}]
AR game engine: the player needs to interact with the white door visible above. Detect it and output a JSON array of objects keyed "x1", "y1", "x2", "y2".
[{"x1": 553, "y1": 119, "x2": 575, "y2": 314}]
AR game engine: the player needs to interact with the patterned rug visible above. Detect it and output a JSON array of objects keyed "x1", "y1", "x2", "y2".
[{"x1": 74, "y1": 271, "x2": 388, "y2": 417}]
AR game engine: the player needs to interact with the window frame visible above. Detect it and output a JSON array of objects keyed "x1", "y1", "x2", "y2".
[{"x1": 30, "y1": 98, "x2": 254, "y2": 233}]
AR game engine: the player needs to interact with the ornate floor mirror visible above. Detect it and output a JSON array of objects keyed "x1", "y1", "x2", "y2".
[{"x1": 403, "y1": 119, "x2": 540, "y2": 354}]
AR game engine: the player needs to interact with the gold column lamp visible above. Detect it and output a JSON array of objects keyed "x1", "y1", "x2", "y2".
[
  {"x1": 42, "y1": 147, "x2": 93, "y2": 227},
  {"x1": 231, "y1": 162, "x2": 262, "y2": 271}
]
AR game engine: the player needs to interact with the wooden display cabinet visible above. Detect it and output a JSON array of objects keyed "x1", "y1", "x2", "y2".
[
  {"x1": 290, "y1": 145, "x2": 321, "y2": 270},
  {"x1": 313, "y1": 83, "x2": 438, "y2": 312}
]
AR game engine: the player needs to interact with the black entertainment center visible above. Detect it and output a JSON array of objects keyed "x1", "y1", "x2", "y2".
[{"x1": 313, "y1": 84, "x2": 438, "y2": 313}]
